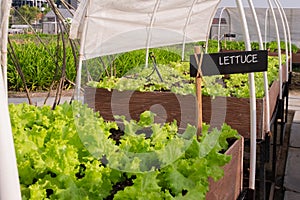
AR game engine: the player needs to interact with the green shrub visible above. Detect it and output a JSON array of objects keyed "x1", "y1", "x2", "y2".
[{"x1": 7, "y1": 39, "x2": 76, "y2": 91}]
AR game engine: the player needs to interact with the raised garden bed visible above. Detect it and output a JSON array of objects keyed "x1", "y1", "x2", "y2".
[
  {"x1": 10, "y1": 102, "x2": 243, "y2": 199},
  {"x1": 84, "y1": 54, "x2": 285, "y2": 139},
  {"x1": 84, "y1": 78, "x2": 280, "y2": 139}
]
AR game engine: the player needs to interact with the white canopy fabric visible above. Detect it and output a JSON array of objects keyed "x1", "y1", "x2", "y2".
[
  {"x1": 0, "y1": 0, "x2": 22, "y2": 199},
  {"x1": 70, "y1": 0, "x2": 221, "y2": 60}
]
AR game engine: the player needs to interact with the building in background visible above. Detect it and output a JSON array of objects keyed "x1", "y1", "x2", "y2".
[
  {"x1": 12, "y1": 0, "x2": 78, "y2": 9},
  {"x1": 10, "y1": 0, "x2": 77, "y2": 34},
  {"x1": 42, "y1": 8, "x2": 74, "y2": 34},
  {"x1": 12, "y1": 0, "x2": 47, "y2": 8}
]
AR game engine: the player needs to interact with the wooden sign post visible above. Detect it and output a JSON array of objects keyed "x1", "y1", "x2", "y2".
[{"x1": 194, "y1": 46, "x2": 204, "y2": 138}]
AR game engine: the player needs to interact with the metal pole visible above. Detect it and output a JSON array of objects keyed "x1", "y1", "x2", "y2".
[
  {"x1": 75, "y1": 11, "x2": 88, "y2": 101},
  {"x1": 145, "y1": 0, "x2": 161, "y2": 67},
  {"x1": 0, "y1": 73, "x2": 22, "y2": 200},
  {"x1": 1, "y1": 0, "x2": 10, "y2": 96},
  {"x1": 205, "y1": 3, "x2": 220, "y2": 53},
  {"x1": 217, "y1": 7, "x2": 226, "y2": 52},
  {"x1": 273, "y1": 0, "x2": 288, "y2": 82},
  {"x1": 247, "y1": 0, "x2": 271, "y2": 138},
  {"x1": 0, "y1": 0, "x2": 22, "y2": 198},
  {"x1": 182, "y1": 0, "x2": 199, "y2": 60},
  {"x1": 264, "y1": 8, "x2": 269, "y2": 50},
  {"x1": 247, "y1": 2, "x2": 269, "y2": 198},
  {"x1": 276, "y1": 0, "x2": 292, "y2": 127},
  {"x1": 236, "y1": 0, "x2": 257, "y2": 192},
  {"x1": 267, "y1": 0, "x2": 283, "y2": 100},
  {"x1": 276, "y1": 0, "x2": 293, "y2": 74}
]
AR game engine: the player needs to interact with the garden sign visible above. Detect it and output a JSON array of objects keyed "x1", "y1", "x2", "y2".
[
  {"x1": 190, "y1": 50, "x2": 268, "y2": 77},
  {"x1": 190, "y1": 49, "x2": 268, "y2": 137}
]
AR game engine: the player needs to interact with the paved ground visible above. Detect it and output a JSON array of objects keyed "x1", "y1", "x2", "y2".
[
  {"x1": 283, "y1": 93, "x2": 300, "y2": 199},
  {"x1": 7, "y1": 89, "x2": 86, "y2": 106},
  {"x1": 8, "y1": 96, "x2": 73, "y2": 106},
  {"x1": 8, "y1": 90, "x2": 75, "y2": 106}
]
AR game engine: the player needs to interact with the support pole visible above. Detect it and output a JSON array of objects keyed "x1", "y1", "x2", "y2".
[
  {"x1": 276, "y1": 0, "x2": 292, "y2": 75},
  {"x1": 267, "y1": 0, "x2": 284, "y2": 187},
  {"x1": 145, "y1": 0, "x2": 161, "y2": 67},
  {"x1": 194, "y1": 46, "x2": 203, "y2": 138},
  {"x1": 75, "y1": 55, "x2": 83, "y2": 101},
  {"x1": 247, "y1": 0, "x2": 271, "y2": 138},
  {"x1": 0, "y1": 0, "x2": 10, "y2": 97},
  {"x1": 273, "y1": 0, "x2": 288, "y2": 82},
  {"x1": 0, "y1": 0, "x2": 22, "y2": 198},
  {"x1": 217, "y1": 7, "x2": 227, "y2": 52},
  {"x1": 267, "y1": 0, "x2": 283, "y2": 100},
  {"x1": 264, "y1": 8, "x2": 269, "y2": 50},
  {"x1": 247, "y1": 1, "x2": 269, "y2": 198},
  {"x1": 276, "y1": 0, "x2": 292, "y2": 125},
  {"x1": 0, "y1": 74, "x2": 22, "y2": 200},
  {"x1": 182, "y1": 0, "x2": 199, "y2": 61},
  {"x1": 273, "y1": 0, "x2": 289, "y2": 145},
  {"x1": 75, "y1": 18, "x2": 88, "y2": 101},
  {"x1": 236, "y1": 0, "x2": 257, "y2": 196}
]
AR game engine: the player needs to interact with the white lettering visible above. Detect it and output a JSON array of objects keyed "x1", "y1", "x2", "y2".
[
  {"x1": 218, "y1": 53, "x2": 259, "y2": 66},
  {"x1": 252, "y1": 54, "x2": 258, "y2": 63},
  {"x1": 235, "y1": 55, "x2": 241, "y2": 64},
  {"x1": 241, "y1": 55, "x2": 247, "y2": 64},
  {"x1": 219, "y1": 57, "x2": 224, "y2": 65},
  {"x1": 223, "y1": 56, "x2": 230, "y2": 65}
]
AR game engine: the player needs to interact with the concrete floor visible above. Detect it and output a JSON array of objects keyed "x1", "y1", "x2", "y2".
[
  {"x1": 7, "y1": 96, "x2": 81, "y2": 106},
  {"x1": 283, "y1": 94, "x2": 300, "y2": 199}
]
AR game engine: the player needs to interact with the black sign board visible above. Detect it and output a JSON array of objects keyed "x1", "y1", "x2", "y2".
[
  {"x1": 190, "y1": 50, "x2": 268, "y2": 77},
  {"x1": 224, "y1": 33, "x2": 236, "y2": 38}
]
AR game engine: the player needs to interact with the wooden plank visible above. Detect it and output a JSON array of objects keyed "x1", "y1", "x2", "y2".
[
  {"x1": 206, "y1": 137, "x2": 244, "y2": 200},
  {"x1": 202, "y1": 95, "x2": 264, "y2": 138},
  {"x1": 292, "y1": 53, "x2": 300, "y2": 64}
]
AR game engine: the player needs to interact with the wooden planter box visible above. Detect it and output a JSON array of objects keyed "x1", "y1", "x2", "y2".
[
  {"x1": 84, "y1": 88, "x2": 244, "y2": 199},
  {"x1": 206, "y1": 137, "x2": 244, "y2": 200},
  {"x1": 292, "y1": 53, "x2": 300, "y2": 65},
  {"x1": 269, "y1": 51, "x2": 300, "y2": 65},
  {"x1": 84, "y1": 78, "x2": 280, "y2": 139}
]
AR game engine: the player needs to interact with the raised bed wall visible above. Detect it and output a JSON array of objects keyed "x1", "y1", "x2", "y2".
[
  {"x1": 292, "y1": 53, "x2": 300, "y2": 65},
  {"x1": 206, "y1": 137, "x2": 244, "y2": 200}
]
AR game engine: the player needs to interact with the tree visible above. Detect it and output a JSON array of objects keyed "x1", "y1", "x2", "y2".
[{"x1": 16, "y1": 5, "x2": 40, "y2": 24}]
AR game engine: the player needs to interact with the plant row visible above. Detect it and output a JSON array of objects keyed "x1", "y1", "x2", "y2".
[
  {"x1": 7, "y1": 40, "x2": 76, "y2": 91},
  {"x1": 7, "y1": 34, "x2": 295, "y2": 92},
  {"x1": 10, "y1": 102, "x2": 240, "y2": 199},
  {"x1": 87, "y1": 55, "x2": 281, "y2": 98}
]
